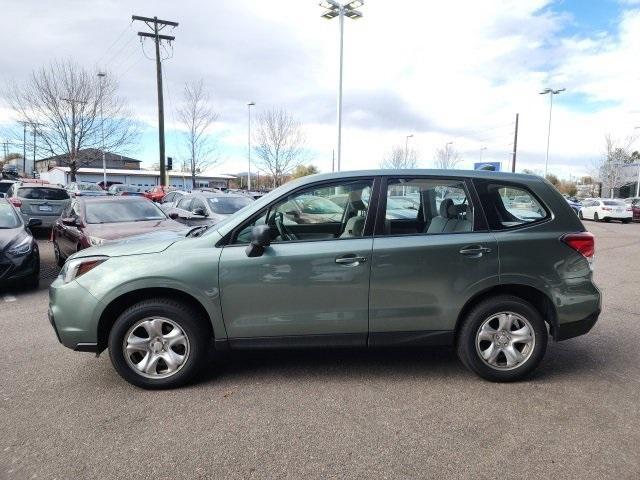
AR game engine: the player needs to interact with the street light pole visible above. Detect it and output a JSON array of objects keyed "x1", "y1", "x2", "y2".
[
  {"x1": 247, "y1": 101, "x2": 255, "y2": 191},
  {"x1": 98, "y1": 72, "x2": 107, "y2": 188},
  {"x1": 405, "y1": 134, "x2": 413, "y2": 163},
  {"x1": 320, "y1": 1, "x2": 364, "y2": 172},
  {"x1": 539, "y1": 88, "x2": 565, "y2": 178}
]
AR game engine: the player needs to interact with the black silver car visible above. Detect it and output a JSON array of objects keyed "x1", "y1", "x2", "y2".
[
  {"x1": 0, "y1": 199, "x2": 41, "y2": 289},
  {"x1": 167, "y1": 191, "x2": 253, "y2": 226}
]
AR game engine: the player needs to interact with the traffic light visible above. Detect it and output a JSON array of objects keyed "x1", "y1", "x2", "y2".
[{"x1": 167, "y1": 157, "x2": 173, "y2": 171}]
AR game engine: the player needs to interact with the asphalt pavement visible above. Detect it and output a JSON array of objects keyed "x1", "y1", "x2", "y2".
[{"x1": 1, "y1": 222, "x2": 639, "y2": 479}]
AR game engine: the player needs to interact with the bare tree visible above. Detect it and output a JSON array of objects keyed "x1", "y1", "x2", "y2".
[
  {"x1": 253, "y1": 108, "x2": 306, "y2": 187},
  {"x1": 434, "y1": 143, "x2": 462, "y2": 169},
  {"x1": 176, "y1": 80, "x2": 220, "y2": 188},
  {"x1": 5, "y1": 59, "x2": 139, "y2": 181},
  {"x1": 594, "y1": 133, "x2": 637, "y2": 197},
  {"x1": 380, "y1": 145, "x2": 418, "y2": 169}
]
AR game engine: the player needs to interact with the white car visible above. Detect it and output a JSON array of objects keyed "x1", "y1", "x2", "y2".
[
  {"x1": 158, "y1": 190, "x2": 188, "y2": 212},
  {"x1": 579, "y1": 198, "x2": 632, "y2": 223}
]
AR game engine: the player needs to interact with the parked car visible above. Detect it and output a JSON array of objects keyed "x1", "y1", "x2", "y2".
[
  {"x1": 97, "y1": 180, "x2": 123, "y2": 191},
  {"x1": 158, "y1": 190, "x2": 188, "y2": 212},
  {"x1": 0, "y1": 180, "x2": 16, "y2": 198},
  {"x1": 627, "y1": 197, "x2": 640, "y2": 221},
  {"x1": 52, "y1": 196, "x2": 187, "y2": 267},
  {"x1": 0, "y1": 199, "x2": 41, "y2": 288},
  {"x1": 48, "y1": 169, "x2": 602, "y2": 389},
  {"x1": 166, "y1": 192, "x2": 254, "y2": 227},
  {"x1": 66, "y1": 182, "x2": 107, "y2": 197},
  {"x1": 565, "y1": 197, "x2": 582, "y2": 214},
  {"x1": 145, "y1": 185, "x2": 173, "y2": 202},
  {"x1": 107, "y1": 184, "x2": 145, "y2": 196},
  {"x1": 578, "y1": 198, "x2": 632, "y2": 223},
  {"x1": 5, "y1": 182, "x2": 71, "y2": 228}
]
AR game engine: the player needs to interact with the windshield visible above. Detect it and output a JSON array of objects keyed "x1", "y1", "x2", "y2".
[
  {"x1": 18, "y1": 187, "x2": 69, "y2": 200},
  {"x1": 207, "y1": 196, "x2": 253, "y2": 214},
  {"x1": 292, "y1": 195, "x2": 343, "y2": 214},
  {"x1": 85, "y1": 199, "x2": 166, "y2": 224},
  {"x1": 603, "y1": 200, "x2": 625, "y2": 206},
  {"x1": 0, "y1": 182, "x2": 14, "y2": 194},
  {"x1": 78, "y1": 183, "x2": 102, "y2": 191},
  {"x1": 388, "y1": 197, "x2": 419, "y2": 210},
  {"x1": 0, "y1": 202, "x2": 21, "y2": 228}
]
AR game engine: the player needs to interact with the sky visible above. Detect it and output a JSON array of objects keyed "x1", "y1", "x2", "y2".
[{"x1": 2, "y1": 0, "x2": 640, "y2": 179}]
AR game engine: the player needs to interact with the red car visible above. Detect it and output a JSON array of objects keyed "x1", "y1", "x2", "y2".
[
  {"x1": 52, "y1": 196, "x2": 186, "y2": 266},
  {"x1": 631, "y1": 198, "x2": 640, "y2": 221},
  {"x1": 145, "y1": 185, "x2": 173, "y2": 202}
]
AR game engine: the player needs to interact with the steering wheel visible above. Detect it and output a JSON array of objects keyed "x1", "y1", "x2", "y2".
[{"x1": 274, "y1": 212, "x2": 297, "y2": 241}]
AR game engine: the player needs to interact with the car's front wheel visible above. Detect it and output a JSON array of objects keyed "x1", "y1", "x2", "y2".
[
  {"x1": 108, "y1": 298, "x2": 210, "y2": 389},
  {"x1": 578, "y1": 210, "x2": 584, "y2": 220},
  {"x1": 456, "y1": 295, "x2": 548, "y2": 382},
  {"x1": 594, "y1": 212, "x2": 600, "y2": 222}
]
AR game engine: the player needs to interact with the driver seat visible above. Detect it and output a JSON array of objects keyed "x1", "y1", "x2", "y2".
[{"x1": 340, "y1": 190, "x2": 367, "y2": 238}]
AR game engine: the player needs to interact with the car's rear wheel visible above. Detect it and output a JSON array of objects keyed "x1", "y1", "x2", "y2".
[
  {"x1": 108, "y1": 298, "x2": 210, "y2": 389},
  {"x1": 578, "y1": 210, "x2": 584, "y2": 219},
  {"x1": 594, "y1": 212, "x2": 600, "y2": 222},
  {"x1": 622, "y1": 219, "x2": 631, "y2": 224},
  {"x1": 456, "y1": 295, "x2": 548, "y2": 382}
]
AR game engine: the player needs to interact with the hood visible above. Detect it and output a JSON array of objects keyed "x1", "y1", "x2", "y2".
[
  {"x1": 84, "y1": 219, "x2": 186, "y2": 241},
  {"x1": 72, "y1": 229, "x2": 189, "y2": 259}
]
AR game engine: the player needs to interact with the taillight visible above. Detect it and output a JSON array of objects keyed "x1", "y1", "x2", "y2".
[
  {"x1": 561, "y1": 232, "x2": 595, "y2": 265},
  {"x1": 9, "y1": 197, "x2": 22, "y2": 208},
  {"x1": 601, "y1": 207, "x2": 611, "y2": 211}
]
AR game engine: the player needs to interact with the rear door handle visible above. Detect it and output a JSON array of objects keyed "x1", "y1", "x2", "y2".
[
  {"x1": 459, "y1": 245, "x2": 492, "y2": 257},
  {"x1": 335, "y1": 255, "x2": 367, "y2": 265}
]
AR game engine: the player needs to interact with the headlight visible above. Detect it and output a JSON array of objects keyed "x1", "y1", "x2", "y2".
[
  {"x1": 88, "y1": 236, "x2": 105, "y2": 246},
  {"x1": 7, "y1": 235, "x2": 32, "y2": 256},
  {"x1": 59, "y1": 256, "x2": 108, "y2": 284}
]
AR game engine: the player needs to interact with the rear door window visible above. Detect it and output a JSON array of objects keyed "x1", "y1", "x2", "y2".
[
  {"x1": 18, "y1": 187, "x2": 69, "y2": 200},
  {"x1": 474, "y1": 181, "x2": 548, "y2": 230}
]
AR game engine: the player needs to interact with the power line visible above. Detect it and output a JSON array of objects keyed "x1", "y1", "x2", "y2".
[{"x1": 95, "y1": 20, "x2": 134, "y2": 67}]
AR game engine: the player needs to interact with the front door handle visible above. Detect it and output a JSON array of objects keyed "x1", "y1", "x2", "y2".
[
  {"x1": 335, "y1": 255, "x2": 367, "y2": 265},
  {"x1": 459, "y1": 245, "x2": 492, "y2": 257}
]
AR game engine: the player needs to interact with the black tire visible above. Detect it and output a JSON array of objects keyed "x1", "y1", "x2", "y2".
[
  {"x1": 108, "y1": 298, "x2": 210, "y2": 389},
  {"x1": 456, "y1": 295, "x2": 548, "y2": 382},
  {"x1": 53, "y1": 241, "x2": 65, "y2": 268},
  {"x1": 622, "y1": 219, "x2": 631, "y2": 224},
  {"x1": 23, "y1": 249, "x2": 40, "y2": 289},
  {"x1": 594, "y1": 212, "x2": 599, "y2": 222},
  {"x1": 578, "y1": 210, "x2": 584, "y2": 220},
  {"x1": 604, "y1": 218, "x2": 611, "y2": 223}
]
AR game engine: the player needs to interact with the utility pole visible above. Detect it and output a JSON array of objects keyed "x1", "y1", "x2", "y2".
[
  {"x1": 98, "y1": 72, "x2": 107, "y2": 188},
  {"x1": 61, "y1": 98, "x2": 87, "y2": 182},
  {"x1": 247, "y1": 102, "x2": 255, "y2": 191},
  {"x1": 539, "y1": 88, "x2": 565, "y2": 177},
  {"x1": 132, "y1": 15, "x2": 178, "y2": 187},
  {"x1": 512, "y1": 113, "x2": 519, "y2": 173},
  {"x1": 19, "y1": 121, "x2": 28, "y2": 174}
]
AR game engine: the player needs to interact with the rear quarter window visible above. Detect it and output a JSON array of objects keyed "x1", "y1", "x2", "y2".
[
  {"x1": 18, "y1": 187, "x2": 70, "y2": 200},
  {"x1": 474, "y1": 180, "x2": 549, "y2": 230}
]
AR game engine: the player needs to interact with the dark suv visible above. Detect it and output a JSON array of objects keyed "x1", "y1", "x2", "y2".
[{"x1": 49, "y1": 170, "x2": 600, "y2": 388}]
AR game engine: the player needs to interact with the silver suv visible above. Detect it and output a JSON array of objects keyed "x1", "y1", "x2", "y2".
[{"x1": 5, "y1": 182, "x2": 71, "y2": 228}]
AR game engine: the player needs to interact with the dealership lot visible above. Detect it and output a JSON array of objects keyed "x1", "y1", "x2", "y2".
[{"x1": 1, "y1": 221, "x2": 639, "y2": 479}]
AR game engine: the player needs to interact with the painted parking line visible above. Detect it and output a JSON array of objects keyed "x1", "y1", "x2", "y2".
[{"x1": 3, "y1": 295, "x2": 17, "y2": 303}]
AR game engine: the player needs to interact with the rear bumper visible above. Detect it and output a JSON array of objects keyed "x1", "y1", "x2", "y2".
[
  {"x1": 20, "y1": 214, "x2": 58, "y2": 228},
  {"x1": 557, "y1": 310, "x2": 600, "y2": 341}
]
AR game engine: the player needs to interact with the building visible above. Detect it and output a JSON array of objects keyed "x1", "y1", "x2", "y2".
[
  {"x1": 35, "y1": 149, "x2": 142, "y2": 173},
  {"x1": 39, "y1": 167, "x2": 235, "y2": 190},
  {"x1": 600, "y1": 163, "x2": 640, "y2": 198}
]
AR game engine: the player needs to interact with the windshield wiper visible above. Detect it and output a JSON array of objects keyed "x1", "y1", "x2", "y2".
[{"x1": 186, "y1": 225, "x2": 211, "y2": 237}]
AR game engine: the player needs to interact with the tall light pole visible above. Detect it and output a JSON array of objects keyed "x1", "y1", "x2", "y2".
[
  {"x1": 404, "y1": 134, "x2": 413, "y2": 163},
  {"x1": 320, "y1": 0, "x2": 364, "y2": 172},
  {"x1": 539, "y1": 87, "x2": 565, "y2": 178},
  {"x1": 479, "y1": 146, "x2": 487, "y2": 162},
  {"x1": 98, "y1": 72, "x2": 107, "y2": 188},
  {"x1": 247, "y1": 102, "x2": 255, "y2": 191}
]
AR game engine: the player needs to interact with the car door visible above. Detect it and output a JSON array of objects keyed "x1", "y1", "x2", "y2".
[
  {"x1": 59, "y1": 201, "x2": 83, "y2": 257},
  {"x1": 368, "y1": 176, "x2": 499, "y2": 345},
  {"x1": 218, "y1": 177, "x2": 377, "y2": 344}
]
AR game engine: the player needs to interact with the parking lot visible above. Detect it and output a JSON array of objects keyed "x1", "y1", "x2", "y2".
[{"x1": 0, "y1": 221, "x2": 639, "y2": 479}]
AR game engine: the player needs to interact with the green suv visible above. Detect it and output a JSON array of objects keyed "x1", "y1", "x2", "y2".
[{"x1": 48, "y1": 170, "x2": 601, "y2": 388}]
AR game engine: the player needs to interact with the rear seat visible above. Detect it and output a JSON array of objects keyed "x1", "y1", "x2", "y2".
[{"x1": 426, "y1": 198, "x2": 472, "y2": 233}]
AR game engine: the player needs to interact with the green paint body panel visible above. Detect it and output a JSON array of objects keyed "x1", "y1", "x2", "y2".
[{"x1": 48, "y1": 169, "x2": 601, "y2": 352}]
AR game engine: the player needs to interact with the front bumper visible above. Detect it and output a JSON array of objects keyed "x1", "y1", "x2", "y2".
[
  {"x1": 48, "y1": 278, "x2": 103, "y2": 351},
  {"x1": 557, "y1": 310, "x2": 600, "y2": 341},
  {"x1": 0, "y1": 248, "x2": 38, "y2": 284}
]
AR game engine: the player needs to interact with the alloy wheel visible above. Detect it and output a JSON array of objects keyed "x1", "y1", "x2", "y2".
[
  {"x1": 123, "y1": 317, "x2": 190, "y2": 379},
  {"x1": 475, "y1": 312, "x2": 535, "y2": 371}
]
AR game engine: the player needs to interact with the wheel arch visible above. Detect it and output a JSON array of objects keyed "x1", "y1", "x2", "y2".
[
  {"x1": 454, "y1": 284, "x2": 558, "y2": 341},
  {"x1": 96, "y1": 287, "x2": 214, "y2": 352}
]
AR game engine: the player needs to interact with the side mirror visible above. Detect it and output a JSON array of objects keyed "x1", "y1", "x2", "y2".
[
  {"x1": 193, "y1": 207, "x2": 208, "y2": 217},
  {"x1": 62, "y1": 217, "x2": 82, "y2": 227},
  {"x1": 27, "y1": 218, "x2": 42, "y2": 227},
  {"x1": 245, "y1": 225, "x2": 271, "y2": 257},
  {"x1": 168, "y1": 212, "x2": 179, "y2": 220}
]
